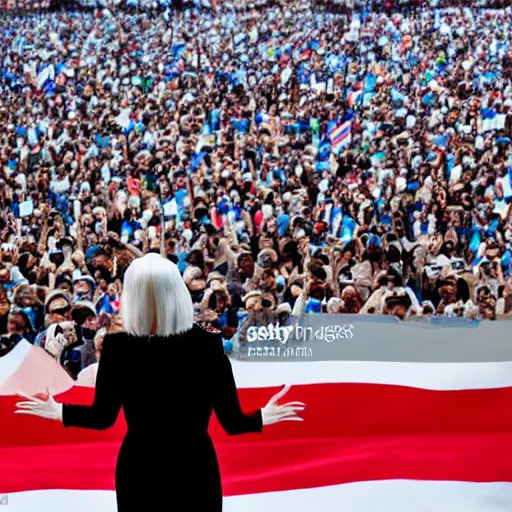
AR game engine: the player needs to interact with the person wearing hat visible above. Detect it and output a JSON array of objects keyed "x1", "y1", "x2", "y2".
[
  {"x1": 206, "y1": 271, "x2": 227, "y2": 292},
  {"x1": 242, "y1": 290, "x2": 263, "y2": 315},
  {"x1": 383, "y1": 288, "x2": 413, "y2": 320},
  {"x1": 275, "y1": 302, "x2": 292, "y2": 325},
  {"x1": 33, "y1": 289, "x2": 72, "y2": 349},
  {"x1": 237, "y1": 288, "x2": 277, "y2": 344},
  {"x1": 61, "y1": 300, "x2": 100, "y2": 376},
  {"x1": 71, "y1": 301, "x2": 98, "y2": 332},
  {"x1": 255, "y1": 248, "x2": 278, "y2": 278},
  {"x1": 43, "y1": 290, "x2": 72, "y2": 328},
  {"x1": 73, "y1": 274, "x2": 96, "y2": 303}
]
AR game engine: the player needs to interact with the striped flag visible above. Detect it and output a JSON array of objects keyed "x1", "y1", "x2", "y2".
[
  {"x1": 330, "y1": 121, "x2": 352, "y2": 155},
  {"x1": 1, "y1": 337, "x2": 512, "y2": 511}
]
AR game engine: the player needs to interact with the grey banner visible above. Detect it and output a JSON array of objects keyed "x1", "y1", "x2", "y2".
[{"x1": 234, "y1": 314, "x2": 512, "y2": 363}]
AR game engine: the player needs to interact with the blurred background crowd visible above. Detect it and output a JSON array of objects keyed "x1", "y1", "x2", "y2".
[{"x1": 1, "y1": 0, "x2": 512, "y2": 381}]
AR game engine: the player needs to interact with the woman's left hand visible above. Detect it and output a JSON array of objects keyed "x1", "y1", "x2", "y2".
[
  {"x1": 261, "y1": 384, "x2": 305, "y2": 426},
  {"x1": 15, "y1": 389, "x2": 63, "y2": 422}
]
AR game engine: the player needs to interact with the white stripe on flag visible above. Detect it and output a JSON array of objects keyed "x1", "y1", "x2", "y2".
[
  {"x1": 330, "y1": 122, "x2": 351, "y2": 153},
  {"x1": 230, "y1": 359, "x2": 512, "y2": 390},
  {"x1": 7, "y1": 481, "x2": 512, "y2": 512},
  {"x1": 330, "y1": 122, "x2": 351, "y2": 143},
  {"x1": 0, "y1": 339, "x2": 31, "y2": 387}
]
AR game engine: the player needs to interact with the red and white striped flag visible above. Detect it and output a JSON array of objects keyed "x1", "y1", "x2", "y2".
[{"x1": 1, "y1": 338, "x2": 512, "y2": 511}]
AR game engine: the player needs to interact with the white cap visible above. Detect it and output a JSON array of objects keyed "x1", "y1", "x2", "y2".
[{"x1": 262, "y1": 204, "x2": 273, "y2": 220}]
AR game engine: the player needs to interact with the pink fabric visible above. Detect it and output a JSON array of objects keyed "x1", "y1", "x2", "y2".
[
  {"x1": 75, "y1": 364, "x2": 98, "y2": 388},
  {"x1": 0, "y1": 345, "x2": 74, "y2": 396}
]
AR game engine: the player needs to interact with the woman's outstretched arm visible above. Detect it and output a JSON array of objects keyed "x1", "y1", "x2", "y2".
[
  {"x1": 62, "y1": 335, "x2": 122, "y2": 430},
  {"x1": 210, "y1": 333, "x2": 263, "y2": 436}
]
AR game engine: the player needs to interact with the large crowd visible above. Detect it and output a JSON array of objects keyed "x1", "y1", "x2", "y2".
[{"x1": 1, "y1": 0, "x2": 512, "y2": 380}]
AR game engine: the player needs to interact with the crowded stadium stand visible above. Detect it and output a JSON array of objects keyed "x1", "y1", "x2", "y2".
[{"x1": 0, "y1": 0, "x2": 511, "y2": 366}]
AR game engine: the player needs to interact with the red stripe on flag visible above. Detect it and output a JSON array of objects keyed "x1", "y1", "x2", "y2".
[
  {"x1": 332, "y1": 128, "x2": 351, "y2": 147},
  {"x1": 3, "y1": 383, "x2": 512, "y2": 448},
  {"x1": 2, "y1": 435, "x2": 512, "y2": 495},
  {"x1": 1, "y1": 384, "x2": 512, "y2": 494},
  {"x1": 330, "y1": 122, "x2": 350, "y2": 143}
]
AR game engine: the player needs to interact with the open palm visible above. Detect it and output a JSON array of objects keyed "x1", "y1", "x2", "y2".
[
  {"x1": 15, "y1": 389, "x2": 63, "y2": 421},
  {"x1": 261, "y1": 384, "x2": 305, "y2": 426}
]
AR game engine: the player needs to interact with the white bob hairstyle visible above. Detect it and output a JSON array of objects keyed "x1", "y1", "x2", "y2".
[{"x1": 121, "y1": 253, "x2": 194, "y2": 337}]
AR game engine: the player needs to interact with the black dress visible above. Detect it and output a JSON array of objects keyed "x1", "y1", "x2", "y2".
[{"x1": 62, "y1": 323, "x2": 262, "y2": 511}]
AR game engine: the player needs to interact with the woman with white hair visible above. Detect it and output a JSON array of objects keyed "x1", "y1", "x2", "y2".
[{"x1": 15, "y1": 253, "x2": 305, "y2": 512}]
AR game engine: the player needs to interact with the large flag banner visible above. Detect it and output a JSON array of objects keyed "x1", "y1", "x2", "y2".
[{"x1": 1, "y1": 317, "x2": 512, "y2": 511}]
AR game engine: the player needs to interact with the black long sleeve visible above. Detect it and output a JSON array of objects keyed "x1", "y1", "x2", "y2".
[
  {"x1": 54, "y1": 327, "x2": 264, "y2": 512},
  {"x1": 211, "y1": 334, "x2": 262, "y2": 436},
  {"x1": 62, "y1": 335, "x2": 122, "y2": 430}
]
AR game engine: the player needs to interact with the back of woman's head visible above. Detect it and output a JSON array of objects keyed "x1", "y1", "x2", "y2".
[{"x1": 121, "y1": 253, "x2": 194, "y2": 337}]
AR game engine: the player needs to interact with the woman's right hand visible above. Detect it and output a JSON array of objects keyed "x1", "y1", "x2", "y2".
[
  {"x1": 261, "y1": 384, "x2": 305, "y2": 426},
  {"x1": 15, "y1": 389, "x2": 63, "y2": 422}
]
